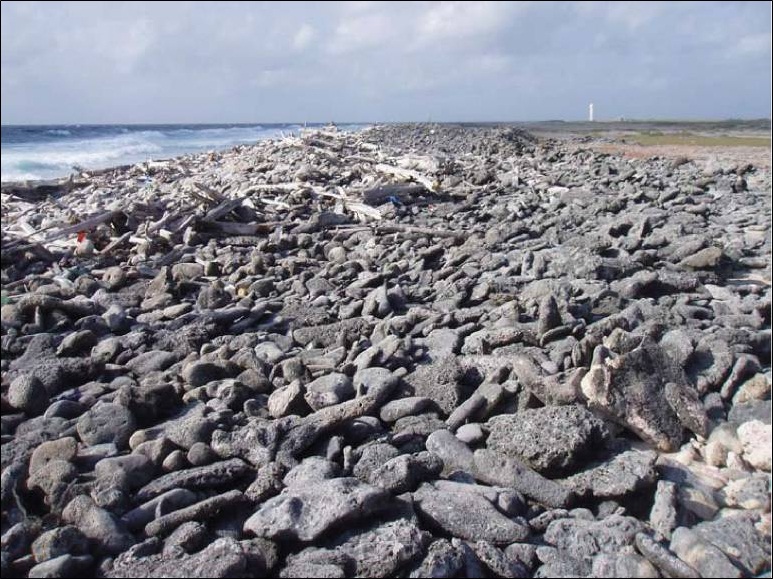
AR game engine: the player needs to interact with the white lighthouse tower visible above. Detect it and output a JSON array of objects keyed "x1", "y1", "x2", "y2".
[{"x1": 589, "y1": 103, "x2": 594, "y2": 122}]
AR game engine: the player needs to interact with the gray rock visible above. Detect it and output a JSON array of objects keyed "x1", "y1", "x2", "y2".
[
  {"x1": 2, "y1": 416, "x2": 73, "y2": 470},
  {"x1": 455, "y1": 423, "x2": 484, "y2": 444},
  {"x1": 1, "y1": 520, "x2": 41, "y2": 561},
  {"x1": 103, "y1": 304, "x2": 130, "y2": 332},
  {"x1": 327, "y1": 518, "x2": 428, "y2": 578},
  {"x1": 728, "y1": 399, "x2": 772, "y2": 425},
  {"x1": 57, "y1": 330, "x2": 97, "y2": 357},
  {"x1": 44, "y1": 400, "x2": 85, "y2": 419},
  {"x1": 561, "y1": 449, "x2": 657, "y2": 499},
  {"x1": 31, "y1": 526, "x2": 88, "y2": 563},
  {"x1": 162, "y1": 449, "x2": 187, "y2": 471},
  {"x1": 186, "y1": 442, "x2": 218, "y2": 466},
  {"x1": 148, "y1": 403, "x2": 215, "y2": 451},
  {"x1": 534, "y1": 545, "x2": 591, "y2": 577},
  {"x1": 96, "y1": 454, "x2": 153, "y2": 490},
  {"x1": 182, "y1": 361, "x2": 234, "y2": 388},
  {"x1": 327, "y1": 246, "x2": 347, "y2": 264},
  {"x1": 76, "y1": 402, "x2": 135, "y2": 448},
  {"x1": 679, "y1": 246, "x2": 723, "y2": 269},
  {"x1": 254, "y1": 341, "x2": 288, "y2": 365},
  {"x1": 678, "y1": 486, "x2": 719, "y2": 521},
  {"x1": 687, "y1": 338, "x2": 734, "y2": 394},
  {"x1": 210, "y1": 419, "x2": 278, "y2": 467},
  {"x1": 543, "y1": 514, "x2": 645, "y2": 560},
  {"x1": 197, "y1": 282, "x2": 231, "y2": 309},
  {"x1": 581, "y1": 342, "x2": 686, "y2": 451},
  {"x1": 108, "y1": 537, "x2": 248, "y2": 578},
  {"x1": 404, "y1": 358, "x2": 464, "y2": 415},
  {"x1": 665, "y1": 382, "x2": 709, "y2": 438},
  {"x1": 393, "y1": 413, "x2": 446, "y2": 441},
  {"x1": 136, "y1": 458, "x2": 251, "y2": 501},
  {"x1": 304, "y1": 373, "x2": 354, "y2": 411},
  {"x1": 504, "y1": 543, "x2": 537, "y2": 570},
  {"x1": 718, "y1": 474, "x2": 770, "y2": 510},
  {"x1": 132, "y1": 437, "x2": 176, "y2": 468},
  {"x1": 62, "y1": 495, "x2": 134, "y2": 556},
  {"x1": 660, "y1": 329, "x2": 695, "y2": 368},
  {"x1": 445, "y1": 393, "x2": 485, "y2": 431},
  {"x1": 121, "y1": 488, "x2": 198, "y2": 532},
  {"x1": 693, "y1": 513, "x2": 770, "y2": 575},
  {"x1": 281, "y1": 562, "x2": 346, "y2": 578},
  {"x1": 292, "y1": 317, "x2": 374, "y2": 348},
  {"x1": 537, "y1": 294, "x2": 562, "y2": 336},
  {"x1": 268, "y1": 380, "x2": 307, "y2": 418},
  {"x1": 162, "y1": 521, "x2": 207, "y2": 555},
  {"x1": 171, "y1": 262, "x2": 204, "y2": 282},
  {"x1": 91, "y1": 336, "x2": 124, "y2": 363},
  {"x1": 420, "y1": 329, "x2": 461, "y2": 360},
  {"x1": 352, "y1": 366, "x2": 400, "y2": 402},
  {"x1": 27, "y1": 554, "x2": 93, "y2": 578},
  {"x1": 413, "y1": 484, "x2": 529, "y2": 545},
  {"x1": 732, "y1": 373, "x2": 771, "y2": 405},
  {"x1": 145, "y1": 490, "x2": 246, "y2": 537},
  {"x1": 471, "y1": 540, "x2": 529, "y2": 578},
  {"x1": 362, "y1": 285, "x2": 392, "y2": 317},
  {"x1": 669, "y1": 526, "x2": 742, "y2": 578},
  {"x1": 649, "y1": 480, "x2": 678, "y2": 540},
  {"x1": 473, "y1": 449, "x2": 574, "y2": 508},
  {"x1": 353, "y1": 443, "x2": 400, "y2": 482},
  {"x1": 409, "y1": 539, "x2": 465, "y2": 578},
  {"x1": 279, "y1": 371, "x2": 399, "y2": 457},
  {"x1": 379, "y1": 397, "x2": 433, "y2": 422},
  {"x1": 425, "y1": 429, "x2": 475, "y2": 475},
  {"x1": 284, "y1": 457, "x2": 340, "y2": 487},
  {"x1": 29, "y1": 437, "x2": 78, "y2": 475},
  {"x1": 635, "y1": 533, "x2": 699, "y2": 579},
  {"x1": 246, "y1": 462, "x2": 285, "y2": 502},
  {"x1": 592, "y1": 552, "x2": 659, "y2": 578},
  {"x1": 243, "y1": 477, "x2": 390, "y2": 542},
  {"x1": 126, "y1": 350, "x2": 178, "y2": 374},
  {"x1": 370, "y1": 452, "x2": 442, "y2": 494},
  {"x1": 486, "y1": 405, "x2": 608, "y2": 473},
  {"x1": 8, "y1": 375, "x2": 49, "y2": 415},
  {"x1": 27, "y1": 459, "x2": 78, "y2": 504}
]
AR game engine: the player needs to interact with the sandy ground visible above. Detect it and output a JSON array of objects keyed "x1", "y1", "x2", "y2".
[{"x1": 588, "y1": 143, "x2": 771, "y2": 170}]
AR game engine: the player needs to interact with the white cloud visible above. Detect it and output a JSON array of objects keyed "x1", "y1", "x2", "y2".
[
  {"x1": 731, "y1": 32, "x2": 772, "y2": 57},
  {"x1": 417, "y1": 1, "x2": 520, "y2": 41},
  {"x1": 293, "y1": 23, "x2": 316, "y2": 51},
  {"x1": 1, "y1": 1, "x2": 770, "y2": 123},
  {"x1": 575, "y1": 2, "x2": 667, "y2": 31},
  {"x1": 327, "y1": 11, "x2": 396, "y2": 54},
  {"x1": 470, "y1": 53, "x2": 511, "y2": 74}
]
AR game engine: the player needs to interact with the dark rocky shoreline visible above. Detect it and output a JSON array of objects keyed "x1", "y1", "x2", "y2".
[{"x1": 1, "y1": 124, "x2": 770, "y2": 578}]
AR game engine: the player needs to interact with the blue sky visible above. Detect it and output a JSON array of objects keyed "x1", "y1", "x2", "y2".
[{"x1": 1, "y1": 1, "x2": 770, "y2": 123}]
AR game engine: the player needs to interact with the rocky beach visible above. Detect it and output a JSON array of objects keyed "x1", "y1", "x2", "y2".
[{"x1": 1, "y1": 124, "x2": 770, "y2": 578}]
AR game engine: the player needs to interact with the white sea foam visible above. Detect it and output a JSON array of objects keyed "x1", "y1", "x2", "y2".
[{"x1": 0, "y1": 125, "x2": 307, "y2": 182}]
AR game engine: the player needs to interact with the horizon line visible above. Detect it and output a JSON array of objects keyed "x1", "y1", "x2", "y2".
[{"x1": 2, "y1": 117, "x2": 771, "y2": 127}]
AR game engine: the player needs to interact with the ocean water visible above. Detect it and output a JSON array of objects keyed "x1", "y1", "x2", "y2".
[{"x1": 0, "y1": 123, "x2": 361, "y2": 182}]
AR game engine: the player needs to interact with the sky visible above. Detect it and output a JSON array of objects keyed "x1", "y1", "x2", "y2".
[{"x1": 1, "y1": 1, "x2": 771, "y2": 124}]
